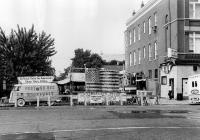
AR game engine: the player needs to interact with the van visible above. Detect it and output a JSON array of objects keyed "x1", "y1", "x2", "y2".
[
  {"x1": 188, "y1": 74, "x2": 200, "y2": 104},
  {"x1": 9, "y1": 83, "x2": 60, "y2": 107}
]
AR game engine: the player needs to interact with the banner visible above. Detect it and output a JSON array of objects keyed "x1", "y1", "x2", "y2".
[
  {"x1": 90, "y1": 93, "x2": 104, "y2": 104},
  {"x1": 18, "y1": 76, "x2": 54, "y2": 84}
]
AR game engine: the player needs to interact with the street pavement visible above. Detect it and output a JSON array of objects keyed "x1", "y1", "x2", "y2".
[{"x1": 0, "y1": 99, "x2": 200, "y2": 140}]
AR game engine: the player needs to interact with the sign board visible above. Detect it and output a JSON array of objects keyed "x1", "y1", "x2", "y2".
[
  {"x1": 137, "y1": 90, "x2": 153, "y2": 96},
  {"x1": 90, "y1": 93, "x2": 104, "y2": 104},
  {"x1": 168, "y1": 48, "x2": 178, "y2": 58},
  {"x1": 107, "y1": 93, "x2": 120, "y2": 102},
  {"x1": 18, "y1": 76, "x2": 54, "y2": 84},
  {"x1": 78, "y1": 93, "x2": 85, "y2": 102}
]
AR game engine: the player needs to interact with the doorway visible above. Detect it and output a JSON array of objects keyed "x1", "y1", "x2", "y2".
[
  {"x1": 182, "y1": 78, "x2": 188, "y2": 98},
  {"x1": 169, "y1": 78, "x2": 174, "y2": 99}
]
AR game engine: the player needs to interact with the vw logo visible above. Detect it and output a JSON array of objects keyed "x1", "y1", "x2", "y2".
[{"x1": 191, "y1": 89, "x2": 199, "y2": 94}]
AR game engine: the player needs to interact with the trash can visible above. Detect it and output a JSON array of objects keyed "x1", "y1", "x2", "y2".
[{"x1": 177, "y1": 93, "x2": 183, "y2": 100}]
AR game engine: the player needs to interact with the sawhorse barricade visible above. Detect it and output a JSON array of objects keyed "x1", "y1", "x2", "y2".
[
  {"x1": 136, "y1": 90, "x2": 158, "y2": 106},
  {"x1": 14, "y1": 92, "x2": 159, "y2": 107}
]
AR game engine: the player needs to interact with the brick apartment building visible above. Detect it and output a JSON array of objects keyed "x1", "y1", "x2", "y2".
[{"x1": 125, "y1": 0, "x2": 200, "y2": 99}]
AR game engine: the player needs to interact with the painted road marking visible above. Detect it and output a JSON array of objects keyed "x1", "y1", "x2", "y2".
[{"x1": 1, "y1": 126, "x2": 200, "y2": 136}]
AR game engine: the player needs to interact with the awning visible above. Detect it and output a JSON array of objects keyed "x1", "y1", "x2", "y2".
[
  {"x1": 57, "y1": 72, "x2": 85, "y2": 84},
  {"x1": 136, "y1": 79, "x2": 146, "y2": 82},
  {"x1": 57, "y1": 78, "x2": 70, "y2": 85}
]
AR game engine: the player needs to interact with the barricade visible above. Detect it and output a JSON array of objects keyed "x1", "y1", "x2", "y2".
[
  {"x1": 14, "y1": 91, "x2": 158, "y2": 107},
  {"x1": 136, "y1": 90, "x2": 157, "y2": 106}
]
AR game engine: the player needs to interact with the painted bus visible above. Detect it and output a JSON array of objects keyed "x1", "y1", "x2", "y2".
[{"x1": 9, "y1": 76, "x2": 60, "y2": 107}]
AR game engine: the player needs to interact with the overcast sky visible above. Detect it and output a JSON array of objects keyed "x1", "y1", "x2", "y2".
[{"x1": 0, "y1": 0, "x2": 148, "y2": 75}]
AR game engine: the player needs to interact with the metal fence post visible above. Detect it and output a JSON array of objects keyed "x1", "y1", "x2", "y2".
[
  {"x1": 37, "y1": 96, "x2": 40, "y2": 107},
  {"x1": 140, "y1": 91, "x2": 144, "y2": 106},
  {"x1": 15, "y1": 97, "x2": 17, "y2": 107},
  {"x1": 48, "y1": 96, "x2": 51, "y2": 106},
  {"x1": 120, "y1": 93, "x2": 123, "y2": 106},
  {"x1": 70, "y1": 94, "x2": 73, "y2": 106},
  {"x1": 106, "y1": 93, "x2": 109, "y2": 106},
  {"x1": 84, "y1": 93, "x2": 87, "y2": 106}
]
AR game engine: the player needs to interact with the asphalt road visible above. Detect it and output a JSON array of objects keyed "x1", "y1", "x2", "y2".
[{"x1": 0, "y1": 105, "x2": 200, "y2": 140}]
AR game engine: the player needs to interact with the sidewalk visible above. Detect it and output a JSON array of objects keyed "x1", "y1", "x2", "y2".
[{"x1": 158, "y1": 98, "x2": 189, "y2": 105}]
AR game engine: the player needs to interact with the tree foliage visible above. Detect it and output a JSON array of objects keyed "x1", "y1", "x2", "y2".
[
  {"x1": 71, "y1": 48, "x2": 104, "y2": 68},
  {"x1": 0, "y1": 25, "x2": 56, "y2": 83},
  {"x1": 57, "y1": 48, "x2": 125, "y2": 80}
]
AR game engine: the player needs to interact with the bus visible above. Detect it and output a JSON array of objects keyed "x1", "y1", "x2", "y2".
[{"x1": 9, "y1": 76, "x2": 60, "y2": 107}]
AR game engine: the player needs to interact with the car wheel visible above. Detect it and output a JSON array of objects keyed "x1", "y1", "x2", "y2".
[{"x1": 17, "y1": 98, "x2": 25, "y2": 107}]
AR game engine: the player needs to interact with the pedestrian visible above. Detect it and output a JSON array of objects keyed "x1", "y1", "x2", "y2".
[
  {"x1": 168, "y1": 86, "x2": 172, "y2": 100},
  {"x1": 154, "y1": 96, "x2": 159, "y2": 105}
]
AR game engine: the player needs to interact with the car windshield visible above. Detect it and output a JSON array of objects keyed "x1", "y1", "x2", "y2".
[{"x1": 13, "y1": 86, "x2": 21, "y2": 91}]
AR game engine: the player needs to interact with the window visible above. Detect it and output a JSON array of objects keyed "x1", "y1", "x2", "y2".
[
  {"x1": 125, "y1": 31, "x2": 129, "y2": 47},
  {"x1": 148, "y1": 44, "x2": 152, "y2": 61},
  {"x1": 143, "y1": 21, "x2": 146, "y2": 33},
  {"x1": 192, "y1": 81, "x2": 198, "y2": 87},
  {"x1": 189, "y1": 32, "x2": 200, "y2": 53},
  {"x1": 155, "y1": 69, "x2": 158, "y2": 78},
  {"x1": 138, "y1": 25, "x2": 141, "y2": 40},
  {"x1": 143, "y1": 46, "x2": 146, "y2": 58},
  {"x1": 154, "y1": 13, "x2": 157, "y2": 26},
  {"x1": 161, "y1": 76, "x2": 167, "y2": 85},
  {"x1": 148, "y1": 70, "x2": 152, "y2": 79},
  {"x1": 129, "y1": 30, "x2": 132, "y2": 45},
  {"x1": 138, "y1": 48, "x2": 141, "y2": 64},
  {"x1": 133, "y1": 51, "x2": 136, "y2": 65},
  {"x1": 148, "y1": 17, "x2": 151, "y2": 34},
  {"x1": 133, "y1": 28, "x2": 136, "y2": 43},
  {"x1": 154, "y1": 42, "x2": 158, "y2": 59},
  {"x1": 129, "y1": 52, "x2": 132, "y2": 66},
  {"x1": 189, "y1": 0, "x2": 200, "y2": 19}
]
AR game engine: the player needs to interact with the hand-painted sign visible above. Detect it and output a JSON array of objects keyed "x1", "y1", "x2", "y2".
[
  {"x1": 90, "y1": 94, "x2": 104, "y2": 104},
  {"x1": 18, "y1": 76, "x2": 54, "y2": 84}
]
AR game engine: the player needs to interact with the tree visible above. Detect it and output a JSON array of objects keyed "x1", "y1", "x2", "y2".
[
  {"x1": 71, "y1": 48, "x2": 104, "y2": 68},
  {"x1": 55, "y1": 67, "x2": 70, "y2": 81},
  {"x1": 109, "y1": 60, "x2": 118, "y2": 65},
  {"x1": 0, "y1": 25, "x2": 56, "y2": 84}
]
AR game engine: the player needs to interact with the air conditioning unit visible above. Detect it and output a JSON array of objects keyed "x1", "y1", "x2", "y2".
[{"x1": 152, "y1": 25, "x2": 157, "y2": 32}]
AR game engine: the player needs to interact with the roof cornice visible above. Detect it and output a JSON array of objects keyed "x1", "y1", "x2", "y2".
[{"x1": 126, "y1": 0, "x2": 162, "y2": 27}]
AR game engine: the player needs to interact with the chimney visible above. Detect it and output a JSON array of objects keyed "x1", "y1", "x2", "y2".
[
  {"x1": 141, "y1": 1, "x2": 144, "y2": 8},
  {"x1": 132, "y1": 10, "x2": 136, "y2": 16}
]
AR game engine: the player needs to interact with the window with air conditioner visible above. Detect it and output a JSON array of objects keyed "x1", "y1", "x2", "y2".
[
  {"x1": 189, "y1": 0, "x2": 200, "y2": 19},
  {"x1": 189, "y1": 32, "x2": 200, "y2": 53}
]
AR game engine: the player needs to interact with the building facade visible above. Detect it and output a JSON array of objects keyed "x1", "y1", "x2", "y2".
[{"x1": 125, "y1": 0, "x2": 200, "y2": 99}]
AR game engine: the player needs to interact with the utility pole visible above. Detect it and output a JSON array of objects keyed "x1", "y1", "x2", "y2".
[{"x1": 69, "y1": 65, "x2": 73, "y2": 106}]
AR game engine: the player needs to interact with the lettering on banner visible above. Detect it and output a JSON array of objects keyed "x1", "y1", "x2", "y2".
[
  {"x1": 90, "y1": 92, "x2": 104, "y2": 104},
  {"x1": 18, "y1": 76, "x2": 54, "y2": 84}
]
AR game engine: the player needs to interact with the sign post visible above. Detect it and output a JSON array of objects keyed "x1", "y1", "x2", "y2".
[
  {"x1": 48, "y1": 96, "x2": 51, "y2": 106},
  {"x1": 70, "y1": 94, "x2": 73, "y2": 106},
  {"x1": 36, "y1": 96, "x2": 40, "y2": 107},
  {"x1": 84, "y1": 93, "x2": 87, "y2": 106}
]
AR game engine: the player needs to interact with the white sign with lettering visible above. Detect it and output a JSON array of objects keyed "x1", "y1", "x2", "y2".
[{"x1": 18, "y1": 76, "x2": 54, "y2": 84}]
